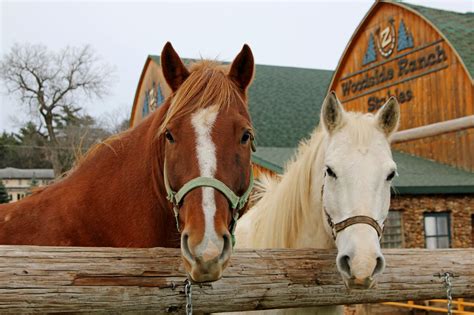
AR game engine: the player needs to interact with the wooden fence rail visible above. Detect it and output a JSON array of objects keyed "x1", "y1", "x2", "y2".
[
  {"x1": 391, "y1": 115, "x2": 474, "y2": 144},
  {"x1": 0, "y1": 246, "x2": 472, "y2": 313}
]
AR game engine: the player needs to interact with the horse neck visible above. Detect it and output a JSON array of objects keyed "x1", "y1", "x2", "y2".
[
  {"x1": 3, "y1": 104, "x2": 176, "y2": 247},
  {"x1": 249, "y1": 127, "x2": 334, "y2": 249}
]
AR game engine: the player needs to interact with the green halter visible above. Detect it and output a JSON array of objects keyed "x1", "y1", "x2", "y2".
[{"x1": 163, "y1": 159, "x2": 254, "y2": 247}]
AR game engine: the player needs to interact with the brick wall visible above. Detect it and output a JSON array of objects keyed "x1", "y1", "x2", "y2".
[{"x1": 391, "y1": 194, "x2": 474, "y2": 248}]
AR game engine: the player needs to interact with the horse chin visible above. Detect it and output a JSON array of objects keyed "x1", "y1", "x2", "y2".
[
  {"x1": 342, "y1": 275, "x2": 376, "y2": 290},
  {"x1": 182, "y1": 256, "x2": 224, "y2": 283}
]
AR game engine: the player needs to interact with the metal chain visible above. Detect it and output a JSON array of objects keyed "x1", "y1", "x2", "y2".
[
  {"x1": 442, "y1": 272, "x2": 453, "y2": 315},
  {"x1": 184, "y1": 279, "x2": 193, "y2": 315},
  {"x1": 435, "y1": 272, "x2": 454, "y2": 315}
]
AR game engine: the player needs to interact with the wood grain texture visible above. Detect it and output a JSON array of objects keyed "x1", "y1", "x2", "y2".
[
  {"x1": 0, "y1": 246, "x2": 472, "y2": 313},
  {"x1": 329, "y1": 2, "x2": 474, "y2": 171}
]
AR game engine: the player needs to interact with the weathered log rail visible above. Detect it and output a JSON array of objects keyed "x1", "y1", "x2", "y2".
[
  {"x1": 391, "y1": 115, "x2": 474, "y2": 144},
  {"x1": 0, "y1": 246, "x2": 472, "y2": 313}
]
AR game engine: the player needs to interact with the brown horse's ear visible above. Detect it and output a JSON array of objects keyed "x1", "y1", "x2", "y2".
[
  {"x1": 228, "y1": 44, "x2": 254, "y2": 92},
  {"x1": 161, "y1": 42, "x2": 190, "y2": 92}
]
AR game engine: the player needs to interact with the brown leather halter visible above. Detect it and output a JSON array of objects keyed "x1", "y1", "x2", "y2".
[{"x1": 321, "y1": 179, "x2": 385, "y2": 241}]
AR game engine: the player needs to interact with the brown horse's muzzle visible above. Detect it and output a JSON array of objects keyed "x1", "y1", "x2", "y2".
[{"x1": 181, "y1": 233, "x2": 232, "y2": 282}]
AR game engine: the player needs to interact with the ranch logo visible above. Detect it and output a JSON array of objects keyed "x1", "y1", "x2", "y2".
[
  {"x1": 142, "y1": 81, "x2": 165, "y2": 118},
  {"x1": 376, "y1": 18, "x2": 396, "y2": 58},
  {"x1": 363, "y1": 18, "x2": 414, "y2": 65}
]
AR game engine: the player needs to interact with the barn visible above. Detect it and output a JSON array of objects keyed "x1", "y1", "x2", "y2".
[{"x1": 130, "y1": 1, "x2": 474, "y2": 250}]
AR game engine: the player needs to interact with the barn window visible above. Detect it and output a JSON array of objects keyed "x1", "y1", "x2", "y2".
[
  {"x1": 424, "y1": 212, "x2": 451, "y2": 249},
  {"x1": 381, "y1": 210, "x2": 403, "y2": 248}
]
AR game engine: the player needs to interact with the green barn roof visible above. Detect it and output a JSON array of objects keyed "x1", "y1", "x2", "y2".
[
  {"x1": 248, "y1": 65, "x2": 333, "y2": 147},
  {"x1": 398, "y1": 2, "x2": 474, "y2": 80},
  {"x1": 252, "y1": 147, "x2": 474, "y2": 194}
]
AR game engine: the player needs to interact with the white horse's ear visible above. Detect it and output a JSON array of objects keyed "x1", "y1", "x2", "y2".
[
  {"x1": 321, "y1": 91, "x2": 345, "y2": 133},
  {"x1": 375, "y1": 97, "x2": 400, "y2": 137}
]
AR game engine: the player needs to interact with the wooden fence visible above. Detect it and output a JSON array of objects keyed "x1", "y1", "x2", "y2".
[{"x1": 0, "y1": 246, "x2": 472, "y2": 313}]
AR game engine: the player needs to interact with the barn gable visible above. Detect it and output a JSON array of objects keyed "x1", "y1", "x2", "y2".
[
  {"x1": 400, "y1": 2, "x2": 474, "y2": 81},
  {"x1": 328, "y1": 1, "x2": 474, "y2": 172}
]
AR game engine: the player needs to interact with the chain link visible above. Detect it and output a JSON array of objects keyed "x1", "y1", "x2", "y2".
[
  {"x1": 435, "y1": 272, "x2": 455, "y2": 315},
  {"x1": 184, "y1": 279, "x2": 193, "y2": 315},
  {"x1": 442, "y1": 272, "x2": 453, "y2": 315}
]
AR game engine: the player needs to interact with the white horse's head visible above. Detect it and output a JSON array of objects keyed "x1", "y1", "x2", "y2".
[{"x1": 320, "y1": 92, "x2": 400, "y2": 289}]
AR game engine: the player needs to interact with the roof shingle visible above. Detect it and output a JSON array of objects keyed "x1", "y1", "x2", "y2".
[
  {"x1": 399, "y1": 2, "x2": 474, "y2": 80},
  {"x1": 0, "y1": 168, "x2": 54, "y2": 179}
]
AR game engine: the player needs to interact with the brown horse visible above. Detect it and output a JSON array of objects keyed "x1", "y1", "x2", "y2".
[{"x1": 0, "y1": 42, "x2": 255, "y2": 282}]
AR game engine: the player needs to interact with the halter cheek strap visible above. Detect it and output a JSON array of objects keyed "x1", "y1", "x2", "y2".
[{"x1": 163, "y1": 159, "x2": 254, "y2": 247}]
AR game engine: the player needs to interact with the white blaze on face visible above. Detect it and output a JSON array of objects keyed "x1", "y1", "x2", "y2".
[{"x1": 191, "y1": 105, "x2": 222, "y2": 260}]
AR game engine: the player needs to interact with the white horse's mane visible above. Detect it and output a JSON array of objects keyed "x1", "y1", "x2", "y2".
[{"x1": 236, "y1": 112, "x2": 381, "y2": 249}]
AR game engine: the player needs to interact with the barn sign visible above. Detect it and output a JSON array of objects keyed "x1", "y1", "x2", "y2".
[
  {"x1": 329, "y1": 1, "x2": 473, "y2": 171},
  {"x1": 340, "y1": 18, "x2": 448, "y2": 112}
]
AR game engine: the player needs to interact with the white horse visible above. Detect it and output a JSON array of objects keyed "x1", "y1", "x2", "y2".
[{"x1": 234, "y1": 92, "x2": 400, "y2": 314}]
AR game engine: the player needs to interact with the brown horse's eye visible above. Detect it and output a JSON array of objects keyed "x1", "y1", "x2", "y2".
[
  {"x1": 241, "y1": 131, "x2": 252, "y2": 144},
  {"x1": 165, "y1": 130, "x2": 175, "y2": 143}
]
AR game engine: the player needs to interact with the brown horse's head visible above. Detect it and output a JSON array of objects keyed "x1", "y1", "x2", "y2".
[{"x1": 159, "y1": 42, "x2": 254, "y2": 282}]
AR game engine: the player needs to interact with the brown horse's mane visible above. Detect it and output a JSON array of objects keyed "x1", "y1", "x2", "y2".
[
  {"x1": 29, "y1": 131, "x2": 131, "y2": 197},
  {"x1": 71, "y1": 132, "x2": 128, "y2": 172},
  {"x1": 159, "y1": 60, "x2": 246, "y2": 134}
]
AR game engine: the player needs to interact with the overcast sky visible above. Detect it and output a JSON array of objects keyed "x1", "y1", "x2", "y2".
[{"x1": 1, "y1": 0, "x2": 472, "y2": 132}]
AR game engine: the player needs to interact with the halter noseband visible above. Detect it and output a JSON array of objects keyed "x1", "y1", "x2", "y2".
[
  {"x1": 324, "y1": 211, "x2": 384, "y2": 241},
  {"x1": 163, "y1": 159, "x2": 254, "y2": 247},
  {"x1": 321, "y1": 179, "x2": 385, "y2": 241}
]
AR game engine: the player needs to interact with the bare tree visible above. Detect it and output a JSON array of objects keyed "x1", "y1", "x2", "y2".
[
  {"x1": 0, "y1": 43, "x2": 115, "y2": 176},
  {"x1": 99, "y1": 105, "x2": 131, "y2": 135}
]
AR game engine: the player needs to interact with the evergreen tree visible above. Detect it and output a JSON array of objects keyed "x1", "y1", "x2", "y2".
[
  {"x1": 397, "y1": 19, "x2": 414, "y2": 51},
  {"x1": 0, "y1": 131, "x2": 21, "y2": 168},
  {"x1": 363, "y1": 33, "x2": 377, "y2": 65},
  {"x1": 0, "y1": 180, "x2": 10, "y2": 204}
]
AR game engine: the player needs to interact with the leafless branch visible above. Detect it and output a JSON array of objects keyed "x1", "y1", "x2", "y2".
[{"x1": 0, "y1": 43, "x2": 116, "y2": 175}]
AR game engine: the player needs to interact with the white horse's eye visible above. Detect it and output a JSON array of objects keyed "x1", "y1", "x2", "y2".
[
  {"x1": 326, "y1": 166, "x2": 337, "y2": 179},
  {"x1": 386, "y1": 171, "x2": 396, "y2": 181}
]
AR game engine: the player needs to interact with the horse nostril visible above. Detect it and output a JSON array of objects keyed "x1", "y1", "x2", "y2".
[
  {"x1": 372, "y1": 255, "x2": 385, "y2": 276},
  {"x1": 219, "y1": 234, "x2": 232, "y2": 262},
  {"x1": 181, "y1": 233, "x2": 195, "y2": 263},
  {"x1": 337, "y1": 255, "x2": 351, "y2": 278}
]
